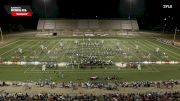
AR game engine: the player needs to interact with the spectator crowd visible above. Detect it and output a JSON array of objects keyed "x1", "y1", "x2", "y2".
[
  {"x1": 0, "y1": 92, "x2": 179, "y2": 101},
  {"x1": 0, "y1": 79, "x2": 180, "y2": 90},
  {"x1": 0, "y1": 80, "x2": 180, "y2": 100},
  {"x1": 156, "y1": 38, "x2": 174, "y2": 45}
]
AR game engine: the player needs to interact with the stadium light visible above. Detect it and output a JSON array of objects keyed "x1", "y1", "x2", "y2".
[{"x1": 43, "y1": 0, "x2": 50, "y2": 2}]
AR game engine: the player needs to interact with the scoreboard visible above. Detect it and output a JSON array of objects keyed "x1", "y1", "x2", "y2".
[{"x1": 4, "y1": 5, "x2": 33, "y2": 17}]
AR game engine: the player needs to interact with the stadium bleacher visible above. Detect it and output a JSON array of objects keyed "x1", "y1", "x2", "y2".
[{"x1": 37, "y1": 19, "x2": 139, "y2": 33}]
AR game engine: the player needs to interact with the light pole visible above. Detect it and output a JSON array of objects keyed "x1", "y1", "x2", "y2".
[
  {"x1": 163, "y1": 18, "x2": 166, "y2": 33},
  {"x1": 129, "y1": 0, "x2": 132, "y2": 19},
  {"x1": 42, "y1": 0, "x2": 48, "y2": 32},
  {"x1": 43, "y1": 0, "x2": 47, "y2": 18}
]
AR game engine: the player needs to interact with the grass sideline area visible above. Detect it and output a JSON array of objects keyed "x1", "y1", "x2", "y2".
[{"x1": 0, "y1": 37, "x2": 180, "y2": 82}]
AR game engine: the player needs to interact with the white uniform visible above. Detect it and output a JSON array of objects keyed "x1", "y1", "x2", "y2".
[
  {"x1": 156, "y1": 48, "x2": 159, "y2": 53},
  {"x1": 75, "y1": 40, "x2": 78, "y2": 44},
  {"x1": 60, "y1": 43, "x2": 63, "y2": 47},
  {"x1": 47, "y1": 50, "x2": 51, "y2": 54},
  {"x1": 18, "y1": 48, "x2": 23, "y2": 54},
  {"x1": 137, "y1": 64, "x2": 141, "y2": 70},
  {"x1": 40, "y1": 45, "x2": 44, "y2": 50},
  {"x1": 117, "y1": 42, "x2": 120, "y2": 46},
  {"x1": 42, "y1": 65, "x2": 46, "y2": 71},
  {"x1": 101, "y1": 40, "x2": 104, "y2": 44},
  {"x1": 135, "y1": 45, "x2": 139, "y2": 50}
]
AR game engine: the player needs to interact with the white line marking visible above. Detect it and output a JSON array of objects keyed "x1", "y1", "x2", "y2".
[
  {"x1": 138, "y1": 40, "x2": 162, "y2": 72},
  {"x1": 29, "y1": 40, "x2": 59, "y2": 72},
  {"x1": 0, "y1": 40, "x2": 21, "y2": 48},
  {"x1": 0, "y1": 40, "x2": 32, "y2": 57},
  {"x1": 155, "y1": 38, "x2": 180, "y2": 50},
  {"x1": 145, "y1": 40, "x2": 180, "y2": 60},
  {"x1": 127, "y1": 40, "x2": 158, "y2": 72},
  {"x1": 24, "y1": 70, "x2": 160, "y2": 74},
  {"x1": 24, "y1": 41, "x2": 43, "y2": 73}
]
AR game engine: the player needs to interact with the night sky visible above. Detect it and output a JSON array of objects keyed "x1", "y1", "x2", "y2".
[{"x1": 0, "y1": 0, "x2": 179, "y2": 30}]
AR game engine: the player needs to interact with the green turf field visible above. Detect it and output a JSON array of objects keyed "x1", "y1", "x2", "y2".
[{"x1": 0, "y1": 37, "x2": 180, "y2": 82}]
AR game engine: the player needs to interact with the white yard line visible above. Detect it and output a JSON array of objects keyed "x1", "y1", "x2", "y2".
[
  {"x1": 24, "y1": 41, "x2": 43, "y2": 73},
  {"x1": 7, "y1": 41, "x2": 40, "y2": 61},
  {"x1": 138, "y1": 40, "x2": 164, "y2": 72},
  {"x1": 27, "y1": 39, "x2": 160, "y2": 74},
  {"x1": 25, "y1": 70, "x2": 160, "y2": 74},
  {"x1": 155, "y1": 38, "x2": 180, "y2": 50},
  {"x1": 139, "y1": 40, "x2": 161, "y2": 72},
  {"x1": 24, "y1": 66, "x2": 31, "y2": 73},
  {"x1": 0, "y1": 40, "x2": 21, "y2": 49},
  {"x1": 2, "y1": 40, "x2": 39, "y2": 73},
  {"x1": 117, "y1": 39, "x2": 133, "y2": 62},
  {"x1": 0, "y1": 40, "x2": 32, "y2": 57},
  {"x1": 128, "y1": 40, "x2": 159, "y2": 72},
  {"x1": 141, "y1": 40, "x2": 162, "y2": 60},
  {"x1": 30, "y1": 40, "x2": 60, "y2": 71},
  {"x1": 29, "y1": 41, "x2": 52, "y2": 71},
  {"x1": 145, "y1": 40, "x2": 180, "y2": 60},
  {"x1": 116, "y1": 39, "x2": 156, "y2": 72}
]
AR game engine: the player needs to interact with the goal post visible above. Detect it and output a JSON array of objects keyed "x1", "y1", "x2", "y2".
[
  {"x1": 173, "y1": 27, "x2": 177, "y2": 43},
  {"x1": 0, "y1": 27, "x2": 4, "y2": 42}
]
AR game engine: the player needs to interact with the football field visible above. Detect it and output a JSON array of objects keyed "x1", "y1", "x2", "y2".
[{"x1": 0, "y1": 37, "x2": 180, "y2": 82}]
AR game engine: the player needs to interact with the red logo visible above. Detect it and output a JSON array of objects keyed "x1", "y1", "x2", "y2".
[{"x1": 11, "y1": 12, "x2": 32, "y2": 16}]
